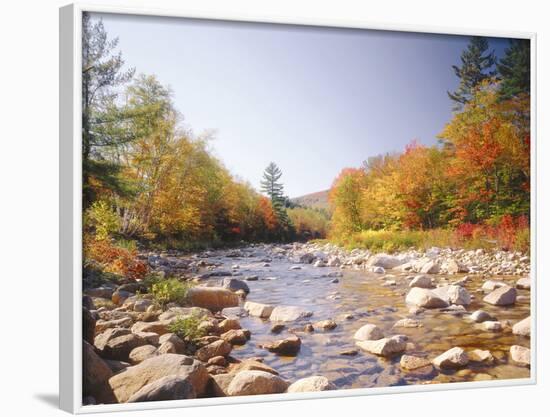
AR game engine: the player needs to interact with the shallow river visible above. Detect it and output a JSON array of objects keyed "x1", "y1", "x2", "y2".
[{"x1": 201, "y1": 246, "x2": 530, "y2": 388}]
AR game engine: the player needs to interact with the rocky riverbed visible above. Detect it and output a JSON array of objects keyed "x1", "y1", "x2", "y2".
[{"x1": 82, "y1": 242, "x2": 531, "y2": 405}]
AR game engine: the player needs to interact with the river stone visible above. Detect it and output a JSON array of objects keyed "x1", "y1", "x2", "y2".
[
  {"x1": 353, "y1": 324, "x2": 384, "y2": 341},
  {"x1": 468, "y1": 349, "x2": 494, "y2": 363},
  {"x1": 83, "y1": 307, "x2": 96, "y2": 345},
  {"x1": 356, "y1": 335, "x2": 407, "y2": 357},
  {"x1": 244, "y1": 301, "x2": 274, "y2": 318},
  {"x1": 470, "y1": 310, "x2": 493, "y2": 323},
  {"x1": 158, "y1": 306, "x2": 213, "y2": 321},
  {"x1": 270, "y1": 306, "x2": 313, "y2": 322},
  {"x1": 405, "y1": 287, "x2": 449, "y2": 308},
  {"x1": 127, "y1": 375, "x2": 196, "y2": 402},
  {"x1": 262, "y1": 335, "x2": 302, "y2": 356},
  {"x1": 482, "y1": 280, "x2": 507, "y2": 292},
  {"x1": 112, "y1": 289, "x2": 133, "y2": 305},
  {"x1": 409, "y1": 275, "x2": 434, "y2": 289},
  {"x1": 218, "y1": 318, "x2": 241, "y2": 333},
  {"x1": 287, "y1": 376, "x2": 336, "y2": 393},
  {"x1": 516, "y1": 277, "x2": 531, "y2": 290},
  {"x1": 94, "y1": 328, "x2": 131, "y2": 351},
  {"x1": 83, "y1": 341, "x2": 115, "y2": 403},
  {"x1": 393, "y1": 318, "x2": 422, "y2": 328},
  {"x1": 510, "y1": 345, "x2": 530, "y2": 365},
  {"x1": 226, "y1": 370, "x2": 289, "y2": 396},
  {"x1": 101, "y1": 333, "x2": 148, "y2": 361},
  {"x1": 196, "y1": 340, "x2": 232, "y2": 362},
  {"x1": 95, "y1": 317, "x2": 133, "y2": 334},
  {"x1": 400, "y1": 355, "x2": 432, "y2": 371},
  {"x1": 313, "y1": 320, "x2": 337, "y2": 330},
  {"x1": 512, "y1": 316, "x2": 530, "y2": 337},
  {"x1": 221, "y1": 329, "x2": 250, "y2": 345},
  {"x1": 131, "y1": 320, "x2": 171, "y2": 336},
  {"x1": 420, "y1": 259, "x2": 440, "y2": 274},
  {"x1": 159, "y1": 333, "x2": 186, "y2": 350},
  {"x1": 108, "y1": 354, "x2": 209, "y2": 402},
  {"x1": 85, "y1": 286, "x2": 115, "y2": 299},
  {"x1": 367, "y1": 253, "x2": 408, "y2": 269},
  {"x1": 433, "y1": 347, "x2": 469, "y2": 368},
  {"x1": 128, "y1": 345, "x2": 158, "y2": 365},
  {"x1": 271, "y1": 324, "x2": 286, "y2": 334},
  {"x1": 231, "y1": 359, "x2": 279, "y2": 375},
  {"x1": 481, "y1": 321, "x2": 503, "y2": 331},
  {"x1": 483, "y1": 286, "x2": 517, "y2": 306},
  {"x1": 222, "y1": 278, "x2": 250, "y2": 294},
  {"x1": 432, "y1": 285, "x2": 471, "y2": 306},
  {"x1": 187, "y1": 287, "x2": 240, "y2": 311}
]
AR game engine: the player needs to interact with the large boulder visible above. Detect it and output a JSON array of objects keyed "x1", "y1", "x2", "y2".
[
  {"x1": 94, "y1": 328, "x2": 131, "y2": 352},
  {"x1": 353, "y1": 324, "x2": 384, "y2": 341},
  {"x1": 405, "y1": 287, "x2": 449, "y2": 308},
  {"x1": 108, "y1": 354, "x2": 209, "y2": 403},
  {"x1": 482, "y1": 280, "x2": 507, "y2": 292},
  {"x1": 101, "y1": 333, "x2": 149, "y2": 361},
  {"x1": 131, "y1": 320, "x2": 171, "y2": 336},
  {"x1": 512, "y1": 316, "x2": 531, "y2": 337},
  {"x1": 356, "y1": 335, "x2": 406, "y2": 357},
  {"x1": 431, "y1": 285, "x2": 471, "y2": 306},
  {"x1": 127, "y1": 375, "x2": 196, "y2": 402},
  {"x1": 221, "y1": 329, "x2": 250, "y2": 345},
  {"x1": 270, "y1": 306, "x2": 313, "y2": 322},
  {"x1": 287, "y1": 376, "x2": 336, "y2": 393},
  {"x1": 218, "y1": 318, "x2": 241, "y2": 333},
  {"x1": 83, "y1": 307, "x2": 96, "y2": 345},
  {"x1": 244, "y1": 301, "x2": 274, "y2": 318},
  {"x1": 128, "y1": 345, "x2": 158, "y2": 365},
  {"x1": 510, "y1": 345, "x2": 530, "y2": 365},
  {"x1": 483, "y1": 286, "x2": 517, "y2": 306},
  {"x1": 262, "y1": 335, "x2": 301, "y2": 356},
  {"x1": 83, "y1": 341, "x2": 115, "y2": 403},
  {"x1": 196, "y1": 340, "x2": 232, "y2": 362},
  {"x1": 187, "y1": 287, "x2": 240, "y2": 311},
  {"x1": 433, "y1": 347, "x2": 469, "y2": 368},
  {"x1": 226, "y1": 370, "x2": 289, "y2": 396},
  {"x1": 222, "y1": 278, "x2": 250, "y2": 294}
]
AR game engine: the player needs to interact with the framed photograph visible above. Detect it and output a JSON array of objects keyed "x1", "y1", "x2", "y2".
[{"x1": 59, "y1": 3, "x2": 536, "y2": 413}]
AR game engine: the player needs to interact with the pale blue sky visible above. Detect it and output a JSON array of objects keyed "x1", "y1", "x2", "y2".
[{"x1": 92, "y1": 13, "x2": 510, "y2": 198}]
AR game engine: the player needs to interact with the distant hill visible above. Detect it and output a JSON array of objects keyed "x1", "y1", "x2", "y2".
[{"x1": 291, "y1": 190, "x2": 330, "y2": 210}]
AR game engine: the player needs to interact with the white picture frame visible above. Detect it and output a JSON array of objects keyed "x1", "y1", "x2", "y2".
[{"x1": 59, "y1": 2, "x2": 537, "y2": 413}]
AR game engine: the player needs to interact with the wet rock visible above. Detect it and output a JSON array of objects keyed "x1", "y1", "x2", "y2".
[
  {"x1": 409, "y1": 275, "x2": 434, "y2": 289},
  {"x1": 470, "y1": 310, "x2": 494, "y2": 323},
  {"x1": 262, "y1": 335, "x2": 301, "y2": 356},
  {"x1": 433, "y1": 347, "x2": 469, "y2": 369},
  {"x1": 432, "y1": 285, "x2": 471, "y2": 306},
  {"x1": 221, "y1": 306, "x2": 248, "y2": 319},
  {"x1": 510, "y1": 345, "x2": 530, "y2": 365},
  {"x1": 356, "y1": 335, "x2": 407, "y2": 357},
  {"x1": 108, "y1": 354, "x2": 209, "y2": 402},
  {"x1": 483, "y1": 286, "x2": 517, "y2": 306},
  {"x1": 313, "y1": 320, "x2": 337, "y2": 331},
  {"x1": 287, "y1": 376, "x2": 336, "y2": 393},
  {"x1": 468, "y1": 349, "x2": 494, "y2": 363},
  {"x1": 393, "y1": 318, "x2": 422, "y2": 328},
  {"x1": 270, "y1": 306, "x2": 313, "y2": 322},
  {"x1": 244, "y1": 275, "x2": 259, "y2": 281},
  {"x1": 353, "y1": 324, "x2": 384, "y2": 341},
  {"x1": 516, "y1": 277, "x2": 531, "y2": 290},
  {"x1": 222, "y1": 278, "x2": 250, "y2": 294},
  {"x1": 481, "y1": 321, "x2": 503, "y2": 332},
  {"x1": 399, "y1": 355, "x2": 432, "y2": 371},
  {"x1": 304, "y1": 323, "x2": 315, "y2": 333},
  {"x1": 220, "y1": 329, "x2": 250, "y2": 345},
  {"x1": 226, "y1": 370, "x2": 289, "y2": 396},
  {"x1": 299, "y1": 253, "x2": 316, "y2": 264},
  {"x1": 128, "y1": 345, "x2": 158, "y2": 364},
  {"x1": 339, "y1": 349, "x2": 359, "y2": 356},
  {"x1": 405, "y1": 287, "x2": 449, "y2": 308},
  {"x1": 512, "y1": 316, "x2": 530, "y2": 337},
  {"x1": 244, "y1": 301, "x2": 274, "y2": 318},
  {"x1": 127, "y1": 375, "x2": 196, "y2": 402},
  {"x1": 270, "y1": 324, "x2": 285, "y2": 334},
  {"x1": 196, "y1": 340, "x2": 232, "y2": 362},
  {"x1": 187, "y1": 287, "x2": 240, "y2": 311}
]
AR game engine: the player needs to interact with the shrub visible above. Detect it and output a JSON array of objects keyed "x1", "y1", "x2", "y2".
[
  {"x1": 168, "y1": 314, "x2": 207, "y2": 342},
  {"x1": 84, "y1": 237, "x2": 148, "y2": 280},
  {"x1": 150, "y1": 278, "x2": 192, "y2": 308},
  {"x1": 84, "y1": 200, "x2": 120, "y2": 241}
]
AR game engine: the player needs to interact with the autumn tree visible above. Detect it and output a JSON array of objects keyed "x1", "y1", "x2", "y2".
[
  {"x1": 82, "y1": 12, "x2": 135, "y2": 207},
  {"x1": 448, "y1": 37, "x2": 496, "y2": 110},
  {"x1": 329, "y1": 168, "x2": 367, "y2": 236},
  {"x1": 497, "y1": 39, "x2": 531, "y2": 100}
]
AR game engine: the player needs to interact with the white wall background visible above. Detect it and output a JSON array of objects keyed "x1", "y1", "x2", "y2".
[{"x1": 1, "y1": 0, "x2": 547, "y2": 415}]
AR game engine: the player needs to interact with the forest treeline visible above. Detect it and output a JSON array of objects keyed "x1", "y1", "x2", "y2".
[
  {"x1": 329, "y1": 37, "x2": 530, "y2": 252},
  {"x1": 82, "y1": 13, "x2": 325, "y2": 276}
]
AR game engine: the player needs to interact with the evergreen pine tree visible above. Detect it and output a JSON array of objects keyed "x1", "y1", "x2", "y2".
[
  {"x1": 497, "y1": 39, "x2": 530, "y2": 100},
  {"x1": 260, "y1": 162, "x2": 292, "y2": 234},
  {"x1": 448, "y1": 37, "x2": 496, "y2": 110}
]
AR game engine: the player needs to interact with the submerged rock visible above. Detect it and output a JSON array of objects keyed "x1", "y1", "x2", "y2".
[
  {"x1": 287, "y1": 376, "x2": 336, "y2": 393},
  {"x1": 353, "y1": 324, "x2": 384, "y2": 341},
  {"x1": 356, "y1": 335, "x2": 407, "y2": 357},
  {"x1": 244, "y1": 301, "x2": 274, "y2": 318},
  {"x1": 433, "y1": 347, "x2": 469, "y2": 369},
  {"x1": 510, "y1": 345, "x2": 530, "y2": 365},
  {"x1": 405, "y1": 287, "x2": 449, "y2": 308},
  {"x1": 261, "y1": 335, "x2": 301, "y2": 356},
  {"x1": 270, "y1": 306, "x2": 313, "y2": 322}
]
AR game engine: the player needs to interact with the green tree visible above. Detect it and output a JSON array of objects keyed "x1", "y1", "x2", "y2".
[
  {"x1": 260, "y1": 162, "x2": 292, "y2": 235},
  {"x1": 82, "y1": 12, "x2": 135, "y2": 207},
  {"x1": 497, "y1": 39, "x2": 530, "y2": 100},
  {"x1": 448, "y1": 37, "x2": 496, "y2": 110}
]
